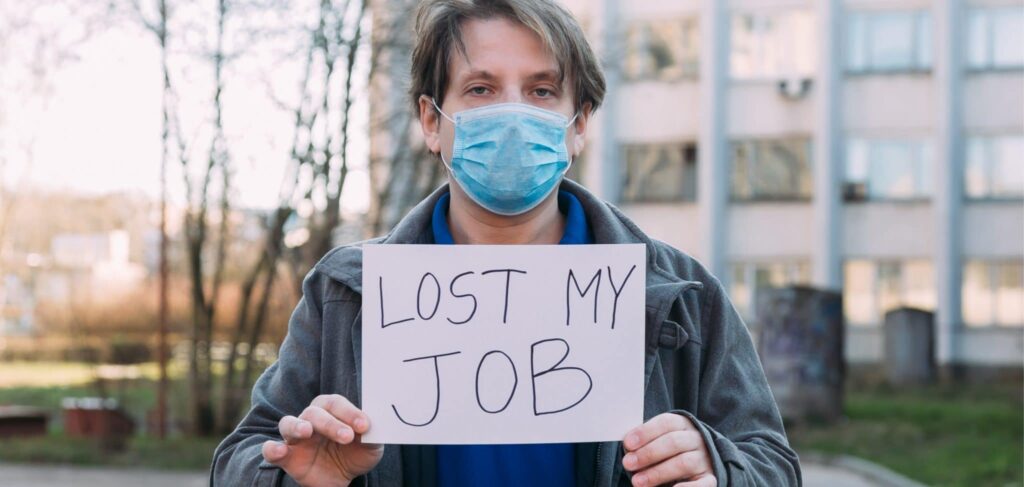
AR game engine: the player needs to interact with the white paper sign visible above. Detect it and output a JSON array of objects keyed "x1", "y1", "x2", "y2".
[{"x1": 360, "y1": 244, "x2": 646, "y2": 444}]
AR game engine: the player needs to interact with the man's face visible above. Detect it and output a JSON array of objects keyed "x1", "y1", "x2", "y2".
[{"x1": 419, "y1": 16, "x2": 589, "y2": 166}]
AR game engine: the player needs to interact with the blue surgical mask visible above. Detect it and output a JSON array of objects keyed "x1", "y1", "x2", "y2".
[{"x1": 433, "y1": 99, "x2": 578, "y2": 216}]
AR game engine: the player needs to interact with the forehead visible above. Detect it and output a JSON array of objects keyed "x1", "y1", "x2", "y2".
[{"x1": 450, "y1": 16, "x2": 561, "y2": 81}]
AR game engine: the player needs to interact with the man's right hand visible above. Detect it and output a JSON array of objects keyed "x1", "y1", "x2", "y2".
[{"x1": 261, "y1": 394, "x2": 384, "y2": 487}]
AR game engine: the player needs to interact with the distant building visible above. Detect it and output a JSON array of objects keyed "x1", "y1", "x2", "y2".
[
  {"x1": 1, "y1": 230, "x2": 149, "y2": 336},
  {"x1": 371, "y1": 0, "x2": 1024, "y2": 370},
  {"x1": 39, "y1": 230, "x2": 146, "y2": 308},
  {"x1": 0, "y1": 271, "x2": 36, "y2": 335}
]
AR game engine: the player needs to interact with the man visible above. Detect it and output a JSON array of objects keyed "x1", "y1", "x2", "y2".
[{"x1": 211, "y1": 0, "x2": 801, "y2": 485}]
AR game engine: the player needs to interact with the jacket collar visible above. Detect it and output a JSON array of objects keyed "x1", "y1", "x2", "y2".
[
  {"x1": 318, "y1": 178, "x2": 705, "y2": 375},
  {"x1": 316, "y1": 178, "x2": 703, "y2": 302}
]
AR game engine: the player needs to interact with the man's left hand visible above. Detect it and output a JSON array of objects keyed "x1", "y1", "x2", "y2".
[{"x1": 621, "y1": 412, "x2": 717, "y2": 487}]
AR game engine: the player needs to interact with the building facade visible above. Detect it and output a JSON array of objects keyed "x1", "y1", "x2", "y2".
[{"x1": 369, "y1": 0, "x2": 1024, "y2": 368}]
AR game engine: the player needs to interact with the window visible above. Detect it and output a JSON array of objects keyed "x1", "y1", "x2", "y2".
[
  {"x1": 965, "y1": 135, "x2": 1024, "y2": 200},
  {"x1": 620, "y1": 142, "x2": 698, "y2": 203},
  {"x1": 968, "y1": 7, "x2": 1024, "y2": 70},
  {"x1": 730, "y1": 261, "x2": 811, "y2": 322},
  {"x1": 731, "y1": 137, "x2": 813, "y2": 201},
  {"x1": 963, "y1": 261, "x2": 1024, "y2": 327},
  {"x1": 846, "y1": 11, "x2": 932, "y2": 73},
  {"x1": 730, "y1": 10, "x2": 816, "y2": 80},
  {"x1": 845, "y1": 138, "x2": 934, "y2": 201},
  {"x1": 623, "y1": 18, "x2": 699, "y2": 82},
  {"x1": 844, "y1": 260, "x2": 936, "y2": 326}
]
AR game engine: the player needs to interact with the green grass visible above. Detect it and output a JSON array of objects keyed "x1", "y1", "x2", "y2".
[
  {"x1": 0, "y1": 379, "x2": 218, "y2": 471},
  {"x1": 0, "y1": 383, "x2": 158, "y2": 431},
  {"x1": 3, "y1": 362, "x2": 1021, "y2": 480},
  {"x1": 0, "y1": 361, "x2": 224, "y2": 471},
  {"x1": 789, "y1": 382, "x2": 1024, "y2": 487}
]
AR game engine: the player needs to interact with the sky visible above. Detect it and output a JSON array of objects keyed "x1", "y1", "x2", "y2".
[{"x1": 1, "y1": 1, "x2": 372, "y2": 213}]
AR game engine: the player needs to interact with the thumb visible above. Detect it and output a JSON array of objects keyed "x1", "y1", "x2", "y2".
[{"x1": 261, "y1": 440, "x2": 295, "y2": 468}]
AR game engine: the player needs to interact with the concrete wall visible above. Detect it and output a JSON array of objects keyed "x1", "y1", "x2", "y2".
[
  {"x1": 620, "y1": 205, "x2": 703, "y2": 262},
  {"x1": 728, "y1": 204, "x2": 815, "y2": 258},
  {"x1": 963, "y1": 204, "x2": 1024, "y2": 257},
  {"x1": 843, "y1": 203, "x2": 936, "y2": 258}
]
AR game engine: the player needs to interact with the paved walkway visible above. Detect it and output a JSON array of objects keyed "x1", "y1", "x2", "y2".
[
  {"x1": 0, "y1": 461, "x2": 883, "y2": 486},
  {"x1": 0, "y1": 464, "x2": 208, "y2": 487},
  {"x1": 804, "y1": 462, "x2": 882, "y2": 487}
]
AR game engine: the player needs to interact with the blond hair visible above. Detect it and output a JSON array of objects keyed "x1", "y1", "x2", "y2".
[{"x1": 410, "y1": 0, "x2": 606, "y2": 116}]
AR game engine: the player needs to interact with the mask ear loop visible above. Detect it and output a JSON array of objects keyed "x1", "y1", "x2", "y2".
[
  {"x1": 430, "y1": 97, "x2": 456, "y2": 174},
  {"x1": 564, "y1": 111, "x2": 581, "y2": 171},
  {"x1": 566, "y1": 112, "x2": 579, "y2": 128},
  {"x1": 431, "y1": 97, "x2": 455, "y2": 124}
]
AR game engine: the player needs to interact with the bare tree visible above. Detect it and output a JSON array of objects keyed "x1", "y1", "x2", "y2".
[
  {"x1": 217, "y1": 0, "x2": 446, "y2": 431},
  {"x1": 365, "y1": 0, "x2": 441, "y2": 237},
  {"x1": 133, "y1": 0, "x2": 234, "y2": 436},
  {"x1": 219, "y1": 0, "x2": 371, "y2": 431},
  {"x1": 122, "y1": 0, "x2": 442, "y2": 434}
]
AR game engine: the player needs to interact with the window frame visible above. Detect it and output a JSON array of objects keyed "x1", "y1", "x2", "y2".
[
  {"x1": 619, "y1": 141, "x2": 699, "y2": 204},
  {"x1": 843, "y1": 136, "x2": 935, "y2": 203},
  {"x1": 730, "y1": 136, "x2": 814, "y2": 202},
  {"x1": 845, "y1": 9, "x2": 934, "y2": 75},
  {"x1": 843, "y1": 259, "x2": 937, "y2": 327},
  {"x1": 622, "y1": 16, "x2": 701, "y2": 83},
  {"x1": 966, "y1": 7, "x2": 1024, "y2": 72},
  {"x1": 963, "y1": 133, "x2": 1024, "y2": 202},
  {"x1": 729, "y1": 260, "x2": 812, "y2": 323},
  {"x1": 962, "y1": 259, "x2": 1024, "y2": 328},
  {"x1": 729, "y1": 9, "x2": 817, "y2": 81}
]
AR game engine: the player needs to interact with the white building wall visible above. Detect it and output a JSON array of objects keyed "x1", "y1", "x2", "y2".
[
  {"x1": 728, "y1": 205, "x2": 815, "y2": 258},
  {"x1": 843, "y1": 77, "x2": 935, "y2": 131},
  {"x1": 843, "y1": 204, "x2": 936, "y2": 257},
  {"x1": 616, "y1": 84, "x2": 701, "y2": 140},
  {"x1": 957, "y1": 329, "x2": 1024, "y2": 365},
  {"x1": 586, "y1": 0, "x2": 1024, "y2": 368},
  {"x1": 963, "y1": 205, "x2": 1024, "y2": 257},
  {"x1": 963, "y1": 73, "x2": 1024, "y2": 131},
  {"x1": 620, "y1": 205, "x2": 703, "y2": 262},
  {"x1": 370, "y1": 0, "x2": 1024, "y2": 368},
  {"x1": 728, "y1": 85, "x2": 816, "y2": 136}
]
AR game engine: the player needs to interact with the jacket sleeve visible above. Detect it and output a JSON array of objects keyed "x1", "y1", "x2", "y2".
[
  {"x1": 210, "y1": 270, "x2": 328, "y2": 487},
  {"x1": 675, "y1": 277, "x2": 801, "y2": 486}
]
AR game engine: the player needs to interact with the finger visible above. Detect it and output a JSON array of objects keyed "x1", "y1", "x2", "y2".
[
  {"x1": 631, "y1": 450, "x2": 710, "y2": 487},
  {"x1": 299, "y1": 405, "x2": 355, "y2": 444},
  {"x1": 622, "y1": 429, "x2": 703, "y2": 472},
  {"x1": 278, "y1": 415, "x2": 313, "y2": 443},
  {"x1": 311, "y1": 394, "x2": 371, "y2": 434},
  {"x1": 261, "y1": 439, "x2": 291, "y2": 465},
  {"x1": 673, "y1": 474, "x2": 717, "y2": 487},
  {"x1": 624, "y1": 412, "x2": 694, "y2": 451}
]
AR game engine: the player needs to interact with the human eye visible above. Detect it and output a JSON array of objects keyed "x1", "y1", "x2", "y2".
[
  {"x1": 533, "y1": 87, "x2": 556, "y2": 98},
  {"x1": 467, "y1": 85, "x2": 491, "y2": 96}
]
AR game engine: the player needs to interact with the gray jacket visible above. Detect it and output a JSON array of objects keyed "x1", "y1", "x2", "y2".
[{"x1": 211, "y1": 179, "x2": 802, "y2": 486}]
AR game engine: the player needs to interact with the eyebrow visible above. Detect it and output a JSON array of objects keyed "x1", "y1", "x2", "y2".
[
  {"x1": 458, "y1": 69, "x2": 499, "y2": 84},
  {"x1": 456, "y1": 68, "x2": 564, "y2": 87},
  {"x1": 525, "y1": 69, "x2": 562, "y2": 83}
]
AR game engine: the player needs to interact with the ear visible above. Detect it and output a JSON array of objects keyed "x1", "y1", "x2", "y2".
[
  {"x1": 571, "y1": 102, "x2": 592, "y2": 157},
  {"x1": 419, "y1": 94, "x2": 443, "y2": 155}
]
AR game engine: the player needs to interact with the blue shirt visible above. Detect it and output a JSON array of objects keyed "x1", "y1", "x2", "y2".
[{"x1": 431, "y1": 189, "x2": 592, "y2": 487}]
